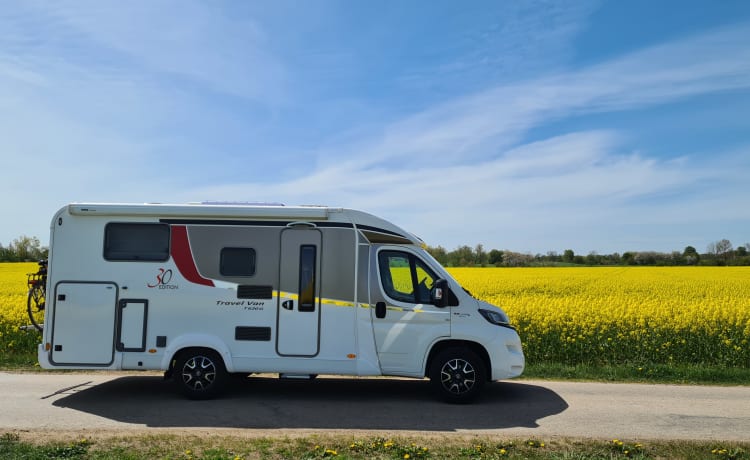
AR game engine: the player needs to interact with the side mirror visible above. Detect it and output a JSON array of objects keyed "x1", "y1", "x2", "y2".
[{"x1": 431, "y1": 278, "x2": 449, "y2": 308}]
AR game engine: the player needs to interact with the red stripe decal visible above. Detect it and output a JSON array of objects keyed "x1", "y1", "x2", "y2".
[{"x1": 170, "y1": 225, "x2": 214, "y2": 287}]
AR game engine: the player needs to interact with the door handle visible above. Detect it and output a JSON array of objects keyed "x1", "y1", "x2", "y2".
[
  {"x1": 375, "y1": 302, "x2": 386, "y2": 319},
  {"x1": 282, "y1": 300, "x2": 294, "y2": 311}
]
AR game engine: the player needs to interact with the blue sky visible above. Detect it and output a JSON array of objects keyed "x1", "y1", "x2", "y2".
[{"x1": 1, "y1": 0, "x2": 749, "y2": 255}]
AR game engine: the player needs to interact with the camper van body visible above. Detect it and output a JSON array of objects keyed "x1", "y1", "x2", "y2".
[{"x1": 39, "y1": 203, "x2": 524, "y2": 402}]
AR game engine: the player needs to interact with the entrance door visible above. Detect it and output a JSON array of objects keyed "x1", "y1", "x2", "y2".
[
  {"x1": 277, "y1": 227, "x2": 322, "y2": 357},
  {"x1": 50, "y1": 282, "x2": 117, "y2": 365}
]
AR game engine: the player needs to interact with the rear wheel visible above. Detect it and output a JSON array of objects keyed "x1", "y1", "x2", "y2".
[
  {"x1": 174, "y1": 349, "x2": 227, "y2": 399},
  {"x1": 27, "y1": 284, "x2": 45, "y2": 332},
  {"x1": 429, "y1": 347, "x2": 486, "y2": 404}
]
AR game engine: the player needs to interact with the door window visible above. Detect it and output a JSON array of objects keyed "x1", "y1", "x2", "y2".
[
  {"x1": 378, "y1": 250, "x2": 438, "y2": 304},
  {"x1": 298, "y1": 245, "x2": 317, "y2": 312}
]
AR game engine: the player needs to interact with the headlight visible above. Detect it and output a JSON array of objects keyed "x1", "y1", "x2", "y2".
[{"x1": 478, "y1": 308, "x2": 514, "y2": 329}]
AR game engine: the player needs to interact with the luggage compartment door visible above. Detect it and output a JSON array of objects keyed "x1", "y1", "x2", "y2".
[
  {"x1": 277, "y1": 228, "x2": 322, "y2": 357},
  {"x1": 50, "y1": 282, "x2": 117, "y2": 365},
  {"x1": 116, "y1": 299, "x2": 148, "y2": 352}
]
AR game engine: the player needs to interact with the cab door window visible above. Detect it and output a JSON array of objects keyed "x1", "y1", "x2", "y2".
[{"x1": 378, "y1": 250, "x2": 437, "y2": 304}]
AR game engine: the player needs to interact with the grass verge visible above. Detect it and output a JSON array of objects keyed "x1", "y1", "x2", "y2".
[
  {"x1": 4, "y1": 348, "x2": 750, "y2": 387},
  {"x1": 521, "y1": 362, "x2": 750, "y2": 385},
  {"x1": 2, "y1": 433, "x2": 749, "y2": 460}
]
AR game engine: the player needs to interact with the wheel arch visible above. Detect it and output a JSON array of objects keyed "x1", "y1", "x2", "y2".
[
  {"x1": 161, "y1": 334, "x2": 234, "y2": 374},
  {"x1": 424, "y1": 339, "x2": 491, "y2": 381}
]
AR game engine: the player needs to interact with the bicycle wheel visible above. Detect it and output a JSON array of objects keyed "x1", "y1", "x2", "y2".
[{"x1": 27, "y1": 284, "x2": 45, "y2": 332}]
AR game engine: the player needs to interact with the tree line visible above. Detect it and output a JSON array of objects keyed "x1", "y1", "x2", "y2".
[
  {"x1": 426, "y1": 239, "x2": 750, "y2": 267},
  {"x1": 0, "y1": 236, "x2": 48, "y2": 262},
  {"x1": 2, "y1": 234, "x2": 749, "y2": 266}
]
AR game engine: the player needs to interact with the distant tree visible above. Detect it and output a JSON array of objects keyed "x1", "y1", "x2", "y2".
[
  {"x1": 9, "y1": 235, "x2": 44, "y2": 261},
  {"x1": 426, "y1": 245, "x2": 448, "y2": 265},
  {"x1": 488, "y1": 249, "x2": 504, "y2": 266},
  {"x1": 683, "y1": 246, "x2": 700, "y2": 265},
  {"x1": 474, "y1": 244, "x2": 487, "y2": 266},
  {"x1": 738, "y1": 246, "x2": 748, "y2": 257},
  {"x1": 622, "y1": 252, "x2": 635, "y2": 265},
  {"x1": 562, "y1": 249, "x2": 575, "y2": 264},
  {"x1": 451, "y1": 245, "x2": 476, "y2": 266},
  {"x1": 585, "y1": 252, "x2": 601, "y2": 265},
  {"x1": 714, "y1": 239, "x2": 734, "y2": 263},
  {"x1": 633, "y1": 252, "x2": 657, "y2": 265},
  {"x1": 501, "y1": 251, "x2": 534, "y2": 267}
]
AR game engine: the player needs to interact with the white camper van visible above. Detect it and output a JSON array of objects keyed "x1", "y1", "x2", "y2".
[{"x1": 39, "y1": 203, "x2": 524, "y2": 403}]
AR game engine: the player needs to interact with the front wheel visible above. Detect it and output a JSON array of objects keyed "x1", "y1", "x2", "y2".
[
  {"x1": 27, "y1": 284, "x2": 45, "y2": 332},
  {"x1": 173, "y1": 349, "x2": 227, "y2": 400},
  {"x1": 429, "y1": 348, "x2": 486, "y2": 404}
]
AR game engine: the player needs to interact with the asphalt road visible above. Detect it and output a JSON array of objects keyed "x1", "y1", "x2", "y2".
[{"x1": 2, "y1": 371, "x2": 749, "y2": 441}]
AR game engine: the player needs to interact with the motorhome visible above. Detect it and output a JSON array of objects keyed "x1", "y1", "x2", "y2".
[{"x1": 39, "y1": 202, "x2": 524, "y2": 403}]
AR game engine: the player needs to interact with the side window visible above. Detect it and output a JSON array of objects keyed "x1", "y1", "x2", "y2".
[
  {"x1": 104, "y1": 223, "x2": 170, "y2": 261},
  {"x1": 414, "y1": 259, "x2": 437, "y2": 304},
  {"x1": 220, "y1": 247, "x2": 256, "y2": 276},
  {"x1": 378, "y1": 250, "x2": 438, "y2": 304}
]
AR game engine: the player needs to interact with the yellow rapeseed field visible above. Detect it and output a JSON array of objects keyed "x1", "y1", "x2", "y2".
[
  {"x1": 0, "y1": 262, "x2": 39, "y2": 356},
  {"x1": 1, "y1": 262, "x2": 748, "y2": 368},
  {"x1": 448, "y1": 266, "x2": 750, "y2": 366}
]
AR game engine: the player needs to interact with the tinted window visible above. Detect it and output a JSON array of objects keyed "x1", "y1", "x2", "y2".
[
  {"x1": 104, "y1": 223, "x2": 170, "y2": 261},
  {"x1": 220, "y1": 247, "x2": 257, "y2": 276}
]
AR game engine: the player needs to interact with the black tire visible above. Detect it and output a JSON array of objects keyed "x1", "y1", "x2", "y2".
[
  {"x1": 173, "y1": 349, "x2": 227, "y2": 400},
  {"x1": 27, "y1": 284, "x2": 45, "y2": 332},
  {"x1": 429, "y1": 347, "x2": 486, "y2": 404}
]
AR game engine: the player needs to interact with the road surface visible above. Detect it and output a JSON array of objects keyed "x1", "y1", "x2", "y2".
[{"x1": 1, "y1": 372, "x2": 748, "y2": 441}]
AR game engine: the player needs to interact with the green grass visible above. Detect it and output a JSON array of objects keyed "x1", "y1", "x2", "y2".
[
  {"x1": 521, "y1": 362, "x2": 750, "y2": 385},
  {"x1": 1, "y1": 433, "x2": 748, "y2": 460},
  {"x1": 4, "y1": 348, "x2": 750, "y2": 386},
  {"x1": 0, "y1": 351, "x2": 40, "y2": 370}
]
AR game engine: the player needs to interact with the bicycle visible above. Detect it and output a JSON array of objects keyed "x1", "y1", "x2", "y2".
[{"x1": 26, "y1": 259, "x2": 47, "y2": 332}]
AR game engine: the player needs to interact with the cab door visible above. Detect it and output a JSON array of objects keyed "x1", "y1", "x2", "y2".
[
  {"x1": 276, "y1": 227, "x2": 322, "y2": 357},
  {"x1": 371, "y1": 248, "x2": 450, "y2": 374}
]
